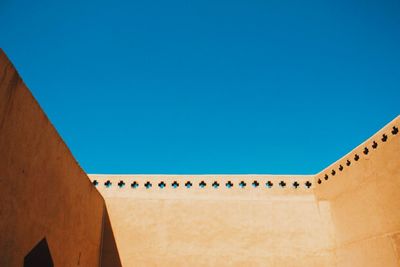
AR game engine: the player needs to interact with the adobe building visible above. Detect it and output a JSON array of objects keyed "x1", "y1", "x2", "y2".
[{"x1": 0, "y1": 48, "x2": 399, "y2": 266}]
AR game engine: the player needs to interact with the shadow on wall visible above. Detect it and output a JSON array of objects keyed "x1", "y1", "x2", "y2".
[
  {"x1": 24, "y1": 238, "x2": 54, "y2": 267},
  {"x1": 101, "y1": 207, "x2": 122, "y2": 267},
  {"x1": 22, "y1": 208, "x2": 122, "y2": 267}
]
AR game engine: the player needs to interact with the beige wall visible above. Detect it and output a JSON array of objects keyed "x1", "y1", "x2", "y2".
[
  {"x1": 314, "y1": 116, "x2": 400, "y2": 267},
  {"x1": 91, "y1": 117, "x2": 400, "y2": 267},
  {"x1": 90, "y1": 175, "x2": 336, "y2": 266},
  {"x1": 0, "y1": 49, "x2": 111, "y2": 266},
  {"x1": 1, "y1": 48, "x2": 399, "y2": 267}
]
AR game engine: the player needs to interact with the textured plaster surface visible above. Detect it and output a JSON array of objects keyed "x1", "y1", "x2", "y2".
[
  {"x1": 0, "y1": 49, "x2": 105, "y2": 267},
  {"x1": 90, "y1": 118, "x2": 399, "y2": 266},
  {"x1": 1, "y1": 49, "x2": 399, "y2": 266},
  {"x1": 91, "y1": 175, "x2": 335, "y2": 266},
  {"x1": 314, "y1": 116, "x2": 400, "y2": 267}
]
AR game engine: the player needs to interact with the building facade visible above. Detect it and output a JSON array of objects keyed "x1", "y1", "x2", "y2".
[{"x1": 1, "y1": 49, "x2": 399, "y2": 266}]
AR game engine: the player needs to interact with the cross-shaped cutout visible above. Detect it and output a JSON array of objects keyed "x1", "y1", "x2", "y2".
[
  {"x1": 226, "y1": 181, "x2": 233, "y2": 188},
  {"x1": 212, "y1": 181, "x2": 219, "y2": 188},
  {"x1": 372, "y1": 141, "x2": 378, "y2": 149},
  {"x1": 92, "y1": 180, "x2": 98, "y2": 186},
  {"x1": 239, "y1": 181, "x2": 246, "y2": 188},
  {"x1": 131, "y1": 181, "x2": 139, "y2": 188},
  {"x1": 104, "y1": 180, "x2": 112, "y2": 188},
  {"x1": 266, "y1": 181, "x2": 273, "y2": 188},
  {"x1": 199, "y1": 181, "x2": 206, "y2": 188},
  {"x1": 158, "y1": 181, "x2": 166, "y2": 189},
  {"x1": 118, "y1": 180, "x2": 125, "y2": 188},
  {"x1": 252, "y1": 180, "x2": 259, "y2": 187},
  {"x1": 293, "y1": 181, "x2": 299, "y2": 188},
  {"x1": 185, "y1": 181, "x2": 192, "y2": 188},
  {"x1": 305, "y1": 181, "x2": 312, "y2": 188},
  {"x1": 144, "y1": 181, "x2": 152, "y2": 189},
  {"x1": 279, "y1": 181, "x2": 286, "y2": 188},
  {"x1": 172, "y1": 181, "x2": 179, "y2": 188}
]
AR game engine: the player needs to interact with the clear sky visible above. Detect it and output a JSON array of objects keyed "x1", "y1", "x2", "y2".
[{"x1": 1, "y1": 0, "x2": 399, "y2": 174}]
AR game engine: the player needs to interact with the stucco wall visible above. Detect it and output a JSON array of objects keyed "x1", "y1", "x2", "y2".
[
  {"x1": 314, "y1": 116, "x2": 400, "y2": 266},
  {"x1": 90, "y1": 175, "x2": 336, "y2": 266},
  {"x1": 91, "y1": 117, "x2": 400, "y2": 267},
  {"x1": 1, "y1": 48, "x2": 399, "y2": 267},
  {"x1": 0, "y1": 49, "x2": 107, "y2": 266}
]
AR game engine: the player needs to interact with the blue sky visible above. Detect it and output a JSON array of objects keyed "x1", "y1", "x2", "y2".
[{"x1": 1, "y1": 0, "x2": 399, "y2": 174}]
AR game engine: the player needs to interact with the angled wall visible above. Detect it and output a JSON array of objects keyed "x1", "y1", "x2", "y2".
[
  {"x1": 314, "y1": 116, "x2": 400, "y2": 266},
  {"x1": 0, "y1": 49, "x2": 114, "y2": 266},
  {"x1": 91, "y1": 116, "x2": 400, "y2": 267},
  {"x1": 1, "y1": 48, "x2": 399, "y2": 267}
]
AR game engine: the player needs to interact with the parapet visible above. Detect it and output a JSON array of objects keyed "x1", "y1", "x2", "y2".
[
  {"x1": 1, "y1": 47, "x2": 399, "y2": 266},
  {"x1": 89, "y1": 116, "x2": 400, "y2": 266},
  {"x1": 89, "y1": 174, "x2": 315, "y2": 199},
  {"x1": 314, "y1": 115, "x2": 399, "y2": 199}
]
